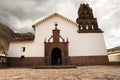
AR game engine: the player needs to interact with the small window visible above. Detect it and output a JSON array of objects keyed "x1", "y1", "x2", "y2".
[
  {"x1": 54, "y1": 22, "x2": 58, "y2": 26},
  {"x1": 55, "y1": 23, "x2": 58, "y2": 26},
  {"x1": 22, "y1": 47, "x2": 26, "y2": 52}
]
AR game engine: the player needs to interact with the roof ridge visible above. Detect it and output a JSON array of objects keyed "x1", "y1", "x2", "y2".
[{"x1": 32, "y1": 13, "x2": 77, "y2": 27}]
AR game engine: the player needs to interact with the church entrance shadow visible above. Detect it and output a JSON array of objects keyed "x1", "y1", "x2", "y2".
[{"x1": 51, "y1": 48, "x2": 62, "y2": 65}]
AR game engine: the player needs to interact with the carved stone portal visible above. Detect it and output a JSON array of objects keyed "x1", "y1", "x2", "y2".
[{"x1": 44, "y1": 27, "x2": 69, "y2": 65}]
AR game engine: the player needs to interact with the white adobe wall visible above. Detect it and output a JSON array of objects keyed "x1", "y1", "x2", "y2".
[
  {"x1": 34, "y1": 15, "x2": 107, "y2": 57},
  {"x1": 108, "y1": 53, "x2": 120, "y2": 62},
  {"x1": 8, "y1": 15, "x2": 107, "y2": 57},
  {"x1": 7, "y1": 41, "x2": 36, "y2": 57},
  {"x1": 70, "y1": 33, "x2": 107, "y2": 56}
]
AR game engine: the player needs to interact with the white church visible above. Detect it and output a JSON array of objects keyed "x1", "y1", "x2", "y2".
[{"x1": 7, "y1": 3, "x2": 109, "y2": 67}]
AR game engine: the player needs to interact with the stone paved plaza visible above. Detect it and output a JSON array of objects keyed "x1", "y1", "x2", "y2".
[{"x1": 0, "y1": 65, "x2": 120, "y2": 80}]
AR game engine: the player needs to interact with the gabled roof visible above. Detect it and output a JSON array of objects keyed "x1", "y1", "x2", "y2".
[
  {"x1": 11, "y1": 32, "x2": 34, "y2": 42},
  {"x1": 32, "y1": 13, "x2": 77, "y2": 27}
]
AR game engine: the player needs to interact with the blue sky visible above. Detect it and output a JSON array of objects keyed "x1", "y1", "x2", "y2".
[{"x1": 0, "y1": 0, "x2": 120, "y2": 49}]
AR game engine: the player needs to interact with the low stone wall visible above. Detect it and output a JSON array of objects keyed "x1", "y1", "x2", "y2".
[
  {"x1": 7, "y1": 57, "x2": 45, "y2": 67},
  {"x1": 69, "y1": 55, "x2": 109, "y2": 66},
  {"x1": 0, "y1": 64, "x2": 8, "y2": 68},
  {"x1": 109, "y1": 61, "x2": 120, "y2": 65},
  {"x1": 7, "y1": 55, "x2": 109, "y2": 67},
  {"x1": 0, "y1": 56, "x2": 7, "y2": 68}
]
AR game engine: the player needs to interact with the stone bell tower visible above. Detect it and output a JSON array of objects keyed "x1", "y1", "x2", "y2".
[{"x1": 76, "y1": 3, "x2": 102, "y2": 33}]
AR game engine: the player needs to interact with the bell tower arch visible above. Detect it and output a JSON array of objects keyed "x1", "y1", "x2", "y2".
[{"x1": 76, "y1": 3, "x2": 103, "y2": 33}]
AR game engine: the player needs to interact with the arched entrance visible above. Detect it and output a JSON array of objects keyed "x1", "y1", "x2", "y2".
[{"x1": 51, "y1": 48, "x2": 62, "y2": 65}]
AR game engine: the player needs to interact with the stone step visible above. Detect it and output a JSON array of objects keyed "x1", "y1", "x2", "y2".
[{"x1": 32, "y1": 65, "x2": 77, "y2": 69}]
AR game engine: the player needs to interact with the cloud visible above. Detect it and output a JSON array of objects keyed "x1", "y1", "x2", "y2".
[
  {"x1": 56, "y1": 0, "x2": 77, "y2": 21},
  {"x1": 0, "y1": 0, "x2": 59, "y2": 32}
]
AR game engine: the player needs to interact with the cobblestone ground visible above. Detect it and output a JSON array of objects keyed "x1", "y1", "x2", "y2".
[{"x1": 0, "y1": 65, "x2": 120, "y2": 80}]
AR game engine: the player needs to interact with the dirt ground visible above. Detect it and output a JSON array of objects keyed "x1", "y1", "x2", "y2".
[{"x1": 0, "y1": 65, "x2": 120, "y2": 80}]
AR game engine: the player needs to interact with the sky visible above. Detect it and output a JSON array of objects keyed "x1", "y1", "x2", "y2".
[{"x1": 0, "y1": 0, "x2": 120, "y2": 49}]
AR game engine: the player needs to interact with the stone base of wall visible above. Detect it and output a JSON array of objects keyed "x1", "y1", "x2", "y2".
[
  {"x1": 0, "y1": 64, "x2": 8, "y2": 68},
  {"x1": 7, "y1": 55, "x2": 109, "y2": 67},
  {"x1": 69, "y1": 55, "x2": 109, "y2": 66},
  {"x1": 0, "y1": 56, "x2": 7, "y2": 68},
  {"x1": 7, "y1": 57, "x2": 45, "y2": 67}
]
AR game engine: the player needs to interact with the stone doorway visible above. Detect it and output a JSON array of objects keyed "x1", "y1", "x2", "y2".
[
  {"x1": 51, "y1": 48, "x2": 62, "y2": 65},
  {"x1": 44, "y1": 27, "x2": 69, "y2": 65}
]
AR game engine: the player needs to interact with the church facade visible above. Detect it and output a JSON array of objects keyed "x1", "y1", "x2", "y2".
[{"x1": 7, "y1": 4, "x2": 109, "y2": 67}]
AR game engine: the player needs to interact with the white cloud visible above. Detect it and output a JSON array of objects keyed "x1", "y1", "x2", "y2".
[{"x1": 56, "y1": 1, "x2": 77, "y2": 21}]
